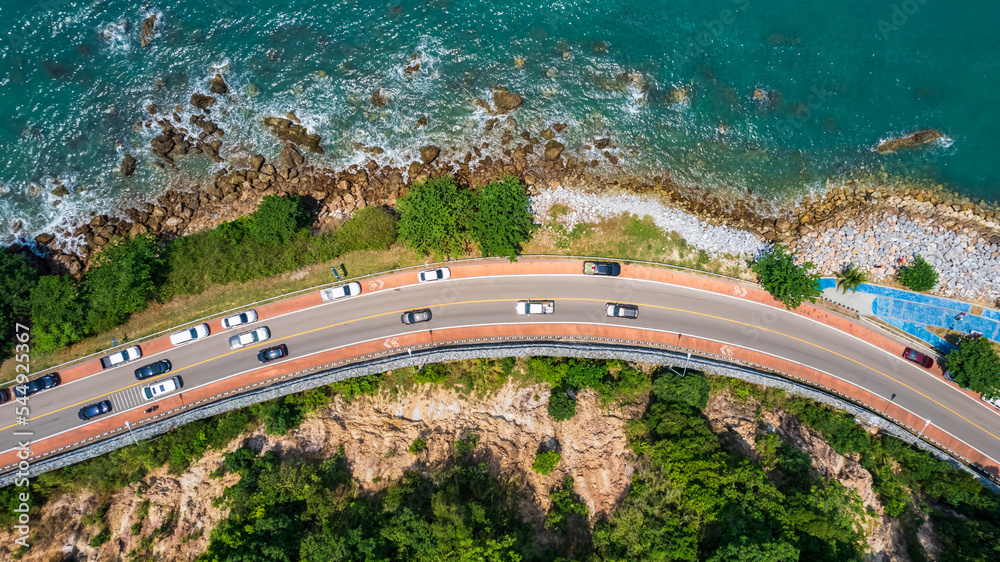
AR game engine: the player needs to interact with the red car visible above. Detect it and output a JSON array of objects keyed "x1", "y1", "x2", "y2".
[{"x1": 903, "y1": 347, "x2": 934, "y2": 368}]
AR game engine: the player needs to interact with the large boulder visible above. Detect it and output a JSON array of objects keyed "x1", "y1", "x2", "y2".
[
  {"x1": 262, "y1": 117, "x2": 324, "y2": 154},
  {"x1": 250, "y1": 154, "x2": 265, "y2": 172},
  {"x1": 120, "y1": 154, "x2": 137, "y2": 177},
  {"x1": 543, "y1": 140, "x2": 565, "y2": 161},
  {"x1": 370, "y1": 89, "x2": 388, "y2": 107},
  {"x1": 419, "y1": 145, "x2": 441, "y2": 164},
  {"x1": 34, "y1": 233, "x2": 55, "y2": 245},
  {"x1": 875, "y1": 129, "x2": 943, "y2": 154},
  {"x1": 474, "y1": 87, "x2": 524, "y2": 115},
  {"x1": 140, "y1": 13, "x2": 158, "y2": 48},
  {"x1": 209, "y1": 73, "x2": 229, "y2": 94},
  {"x1": 190, "y1": 93, "x2": 216, "y2": 110},
  {"x1": 279, "y1": 144, "x2": 305, "y2": 170}
]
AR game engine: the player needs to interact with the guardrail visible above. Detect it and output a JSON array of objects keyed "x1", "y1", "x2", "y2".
[{"x1": 7, "y1": 254, "x2": 757, "y2": 382}]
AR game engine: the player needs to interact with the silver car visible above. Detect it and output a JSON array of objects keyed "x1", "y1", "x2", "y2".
[
  {"x1": 222, "y1": 309, "x2": 258, "y2": 330},
  {"x1": 228, "y1": 326, "x2": 270, "y2": 350}
]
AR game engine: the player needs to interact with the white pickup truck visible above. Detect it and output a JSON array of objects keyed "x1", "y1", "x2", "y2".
[
  {"x1": 515, "y1": 300, "x2": 555, "y2": 315},
  {"x1": 100, "y1": 345, "x2": 142, "y2": 369}
]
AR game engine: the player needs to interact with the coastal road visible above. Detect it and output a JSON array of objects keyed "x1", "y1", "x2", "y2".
[{"x1": 3, "y1": 263, "x2": 1000, "y2": 475}]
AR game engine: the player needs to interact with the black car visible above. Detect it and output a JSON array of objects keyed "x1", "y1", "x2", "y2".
[
  {"x1": 401, "y1": 309, "x2": 432, "y2": 325},
  {"x1": 584, "y1": 261, "x2": 622, "y2": 276},
  {"x1": 134, "y1": 359, "x2": 172, "y2": 380},
  {"x1": 258, "y1": 344, "x2": 289, "y2": 363},
  {"x1": 0, "y1": 387, "x2": 11, "y2": 405},
  {"x1": 13, "y1": 372, "x2": 61, "y2": 398},
  {"x1": 78, "y1": 399, "x2": 112, "y2": 421}
]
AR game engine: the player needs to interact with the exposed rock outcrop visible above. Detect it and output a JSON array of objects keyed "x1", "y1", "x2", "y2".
[
  {"x1": 419, "y1": 145, "x2": 441, "y2": 164},
  {"x1": 370, "y1": 88, "x2": 388, "y2": 107},
  {"x1": 140, "y1": 13, "x2": 158, "y2": 48},
  {"x1": 262, "y1": 117, "x2": 324, "y2": 154},
  {"x1": 474, "y1": 87, "x2": 524, "y2": 115},
  {"x1": 875, "y1": 129, "x2": 944, "y2": 154},
  {"x1": 190, "y1": 93, "x2": 216, "y2": 111},
  {"x1": 120, "y1": 154, "x2": 136, "y2": 177},
  {"x1": 209, "y1": 73, "x2": 229, "y2": 94}
]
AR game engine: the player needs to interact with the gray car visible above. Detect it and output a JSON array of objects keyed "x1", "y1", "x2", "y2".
[{"x1": 401, "y1": 309, "x2": 432, "y2": 325}]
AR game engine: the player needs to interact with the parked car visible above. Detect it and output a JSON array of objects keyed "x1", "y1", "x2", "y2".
[
  {"x1": 169, "y1": 323, "x2": 210, "y2": 346},
  {"x1": 100, "y1": 346, "x2": 142, "y2": 369},
  {"x1": 583, "y1": 261, "x2": 621, "y2": 276},
  {"x1": 78, "y1": 400, "x2": 112, "y2": 421},
  {"x1": 13, "y1": 372, "x2": 61, "y2": 398},
  {"x1": 229, "y1": 326, "x2": 271, "y2": 350},
  {"x1": 142, "y1": 376, "x2": 183, "y2": 401},
  {"x1": 222, "y1": 309, "x2": 258, "y2": 330},
  {"x1": 258, "y1": 344, "x2": 289, "y2": 363},
  {"x1": 0, "y1": 387, "x2": 11, "y2": 405},
  {"x1": 515, "y1": 300, "x2": 555, "y2": 315},
  {"x1": 902, "y1": 347, "x2": 934, "y2": 368},
  {"x1": 401, "y1": 309, "x2": 432, "y2": 325},
  {"x1": 605, "y1": 303, "x2": 639, "y2": 319},
  {"x1": 983, "y1": 396, "x2": 1000, "y2": 411},
  {"x1": 321, "y1": 282, "x2": 362, "y2": 302},
  {"x1": 418, "y1": 268, "x2": 451, "y2": 283},
  {"x1": 135, "y1": 359, "x2": 172, "y2": 381}
]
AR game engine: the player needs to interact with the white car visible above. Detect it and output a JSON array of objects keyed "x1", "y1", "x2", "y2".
[
  {"x1": 142, "y1": 376, "x2": 183, "y2": 401},
  {"x1": 515, "y1": 300, "x2": 555, "y2": 315},
  {"x1": 222, "y1": 309, "x2": 258, "y2": 330},
  {"x1": 418, "y1": 267, "x2": 451, "y2": 283},
  {"x1": 169, "y1": 323, "x2": 210, "y2": 346},
  {"x1": 320, "y1": 282, "x2": 362, "y2": 302},
  {"x1": 984, "y1": 396, "x2": 1000, "y2": 411},
  {"x1": 100, "y1": 345, "x2": 142, "y2": 369},
  {"x1": 228, "y1": 326, "x2": 270, "y2": 350}
]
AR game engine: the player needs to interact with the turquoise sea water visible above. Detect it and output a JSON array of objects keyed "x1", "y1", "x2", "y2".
[{"x1": 1, "y1": 0, "x2": 998, "y2": 243}]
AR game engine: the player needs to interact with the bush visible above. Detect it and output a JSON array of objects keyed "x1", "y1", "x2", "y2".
[
  {"x1": 897, "y1": 255, "x2": 939, "y2": 292},
  {"x1": 413, "y1": 363, "x2": 448, "y2": 384},
  {"x1": 249, "y1": 195, "x2": 310, "y2": 245},
  {"x1": 30, "y1": 275, "x2": 89, "y2": 353},
  {"x1": 409, "y1": 438, "x2": 427, "y2": 455},
  {"x1": 471, "y1": 176, "x2": 535, "y2": 260},
  {"x1": 335, "y1": 206, "x2": 398, "y2": 253},
  {"x1": 946, "y1": 336, "x2": 1000, "y2": 398},
  {"x1": 0, "y1": 251, "x2": 38, "y2": 359},
  {"x1": 89, "y1": 527, "x2": 111, "y2": 547},
  {"x1": 84, "y1": 234, "x2": 164, "y2": 332},
  {"x1": 547, "y1": 387, "x2": 577, "y2": 421},
  {"x1": 750, "y1": 245, "x2": 821, "y2": 310},
  {"x1": 532, "y1": 450, "x2": 561, "y2": 475},
  {"x1": 254, "y1": 397, "x2": 305, "y2": 436},
  {"x1": 396, "y1": 175, "x2": 472, "y2": 257}
]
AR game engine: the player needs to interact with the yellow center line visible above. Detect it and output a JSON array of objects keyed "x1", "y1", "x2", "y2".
[{"x1": 9, "y1": 297, "x2": 998, "y2": 451}]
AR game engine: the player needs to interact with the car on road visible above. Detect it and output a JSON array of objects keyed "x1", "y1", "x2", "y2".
[
  {"x1": 0, "y1": 388, "x2": 10, "y2": 404},
  {"x1": 169, "y1": 323, "x2": 210, "y2": 346},
  {"x1": 605, "y1": 303, "x2": 639, "y2": 319},
  {"x1": 418, "y1": 267, "x2": 451, "y2": 283},
  {"x1": 78, "y1": 399, "x2": 112, "y2": 421},
  {"x1": 100, "y1": 346, "x2": 142, "y2": 369},
  {"x1": 583, "y1": 261, "x2": 621, "y2": 276},
  {"x1": 401, "y1": 309, "x2": 432, "y2": 325},
  {"x1": 515, "y1": 300, "x2": 555, "y2": 315},
  {"x1": 143, "y1": 376, "x2": 183, "y2": 401},
  {"x1": 321, "y1": 282, "x2": 362, "y2": 302},
  {"x1": 134, "y1": 359, "x2": 172, "y2": 381},
  {"x1": 983, "y1": 396, "x2": 1000, "y2": 411},
  {"x1": 258, "y1": 344, "x2": 289, "y2": 363},
  {"x1": 222, "y1": 309, "x2": 258, "y2": 330},
  {"x1": 14, "y1": 372, "x2": 61, "y2": 398},
  {"x1": 902, "y1": 347, "x2": 934, "y2": 368},
  {"x1": 229, "y1": 326, "x2": 271, "y2": 350}
]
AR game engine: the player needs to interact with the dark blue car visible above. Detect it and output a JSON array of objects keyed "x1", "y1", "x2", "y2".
[
  {"x1": 14, "y1": 372, "x2": 61, "y2": 398},
  {"x1": 135, "y1": 360, "x2": 172, "y2": 380},
  {"x1": 78, "y1": 400, "x2": 112, "y2": 421}
]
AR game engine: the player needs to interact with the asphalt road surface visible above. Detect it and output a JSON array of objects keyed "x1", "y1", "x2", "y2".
[{"x1": 3, "y1": 273, "x2": 999, "y2": 466}]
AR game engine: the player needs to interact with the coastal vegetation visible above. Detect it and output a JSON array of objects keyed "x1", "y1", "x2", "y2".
[
  {"x1": 897, "y1": 254, "x2": 939, "y2": 292},
  {"x1": 834, "y1": 264, "x2": 869, "y2": 293},
  {"x1": 945, "y1": 335, "x2": 1000, "y2": 398},
  {"x1": 750, "y1": 245, "x2": 822, "y2": 309}
]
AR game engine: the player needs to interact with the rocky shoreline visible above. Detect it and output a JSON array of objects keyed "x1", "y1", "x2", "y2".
[{"x1": 19, "y1": 79, "x2": 1000, "y2": 304}]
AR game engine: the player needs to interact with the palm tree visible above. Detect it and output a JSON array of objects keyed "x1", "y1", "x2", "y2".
[{"x1": 835, "y1": 263, "x2": 869, "y2": 293}]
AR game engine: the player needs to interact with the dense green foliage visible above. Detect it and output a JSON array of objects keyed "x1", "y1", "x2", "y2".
[
  {"x1": 946, "y1": 336, "x2": 1000, "y2": 398},
  {"x1": 396, "y1": 175, "x2": 534, "y2": 259},
  {"x1": 750, "y1": 245, "x2": 822, "y2": 309},
  {"x1": 409, "y1": 438, "x2": 427, "y2": 454},
  {"x1": 532, "y1": 451, "x2": 561, "y2": 475},
  {"x1": 897, "y1": 255, "x2": 939, "y2": 292},
  {"x1": 0, "y1": 251, "x2": 38, "y2": 358},
  {"x1": 527, "y1": 357, "x2": 653, "y2": 422},
  {"x1": 333, "y1": 206, "x2": 399, "y2": 254},
  {"x1": 29, "y1": 275, "x2": 89, "y2": 353},
  {"x1": 834, "y1": 264, "x2": 869, "y2": 293},
  {"x1": 471, "y1": 175, "x2": 535, "y2": 260},
  {"x1": 547, "y1": 387, "x2": 577, "y2": 421},
  {"x1": 84, "y1": 234, "x2": 165, "y2": 332},
  {"x1": 249, "y1": 194, "x2": 311, "y2": 245}
]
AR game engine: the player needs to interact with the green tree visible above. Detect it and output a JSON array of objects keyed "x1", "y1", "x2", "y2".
[
  {"x1": 834, "y1": 264, "x2": 868, "y2": 293},
  {"x1": 397, "y1": 175, "x2": 472, "y2": 257},
  {"x1": 707, "y1": 540, "x2": 799, "y2": 562},
  {"x1": 409, "y1": 438, "x2": 427, "y2": 454},
  {"x1": 0, "y1": 251, "x2": 39, "y2": 358},
  {"x1": 547, "y1": 387, "x2": 577, "y2": 421},
  {"x1": 544, "y1": 477, "x2": 589, "y2": 532},
  {"x1": 335, "y1": 206, "x2": 398, "y2": 253},
  {"x1": 30, "y1": 275, "x2": 89, "y2": 353},
  {"x1": 471, "y1": 176, "x2": 535, "y2": 261},
  {"x1": 897, "y1": 255, "x2": 938, "y2": 292},
  {"x1": 250, "y1": 194, "x2": 310, "y2": 245},
  {"x1": 751, "y1": 245, "x2": 822, "y2": 310},
  {"x1": 532, "y1": 451, "x2": 561, "y2": 475},
  {"x1": 946, "y1": 336, "x2": 1000, "y2": 398},
  {"x1": 84, "y1": 234, "x2": 164, "y2": 332}
]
